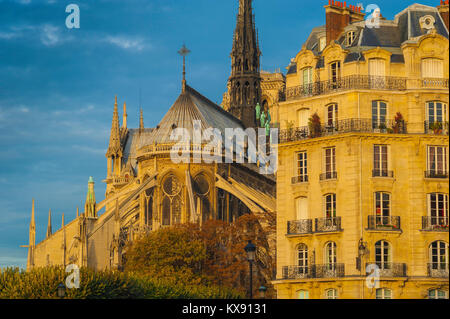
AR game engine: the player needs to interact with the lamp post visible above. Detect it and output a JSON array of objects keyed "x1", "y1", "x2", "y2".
[
  {"x1": 244, "y1": 240, "x2": 256, "y2": 299},
  {"x1": 258, "y1": 285, "x2": 267, "y2": 299},
  {"x1": 57, "y1": 282, "x2": 66, "y2": 299}
]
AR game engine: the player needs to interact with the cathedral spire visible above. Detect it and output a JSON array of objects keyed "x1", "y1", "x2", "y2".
[
  {"x1": 106, "y1": 96, "x2": 122, "y2": 158},
  {"x1": 46, "y1": 209, "x2": 52, "y2": 238},
  {"x1": 228, "y1": 0, "x2": 261, "y2": 128},
  {"x1": 139, "y1": 108, "x2": 144, "y2": 134},
  {"x1": 178, "y1": 44, "x2": 191, "y2": 93},
  {"x1": 85, "y1": 176, "x2": 97, "y2": 219},
  {"x1": 122, "y1": 102, "x2": 127, "y2": 129},
  {"x1": 27, "y1": 199, "x2": 36, "y2": 270}
]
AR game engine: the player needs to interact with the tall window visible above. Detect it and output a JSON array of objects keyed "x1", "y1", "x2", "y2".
[
  {"x1": 376, "y1": 288, "x2": 392, "y2": 299},
  {"x1": 161, "y1": 175, "x2": 182, "y2": 226},
  {"x1": 302, "y1": 67, "x2": 313, "y2": 85},
  {"x1": 375, "y1": 240, "x2": 391, "y2": 269},
  {"x1": 296, "y1": 151, "x2": 308, "y2": 182},
  {"x1": 297, "y1": 244, "x2": 309, "y2": 275},
  {"x1": 369, "y1": 58, "x2": 386, "y2": 88},
  {"x1": 422, "y1": 58, "x2": 444, "y2": 78},
  {"x1": 427, "y1": 146, "x2": 448, "y2": 176},
  {"x1": 302, "y1": 67, "x2": 313, "y2": 95},
  {"x1": 319, "y1": 37, "x2": 326, "y2": 51},
  {"x1": 324, "y1": 194, "x2": 337, "y2": 219},
  {"x1": 325, "y1": 242, "x2": 337, "y2": 266},
  {"x1": 372, "y1": 101, "x2": 387, "y2": 129},
  {"x1": 326, "y1": 104, "x2": 338, "y2": 127},
  {"x1": 346, "y1": 31, "x2": 356, "y2": 46},
  {"x1": 373, "y1": 145, "x2": 389, "y2": 176},
  {"x1": 298, "y1": 290, "x2": 309, "y2": 299},
  {"x1": 428, "y1": 193, "x2": 449, "y2": 226},
  {"x1": 429, "y1": 241, "x2": 449, "y2": 271},
  {"x1": 428, "y1": 289, "x2": 448, "y2": 299},
  {"x1": 374, "y1": 192, "x2": 391, "y2": 226},
  {"x1": 324, "y1": 147, "x2": 336, "y2": 179},
  {"x1": 427, "y1": 101, "x2": 448, "y2": 123},
  {"x1": 295, "y1": 197, "x2": 308, "y2": 220},
  {"x1": 326, "y1": 289, "x2": 338, "y2": 299},
  {"x1": 330, "y1": 62, "x2": 341, "y2": 87}
]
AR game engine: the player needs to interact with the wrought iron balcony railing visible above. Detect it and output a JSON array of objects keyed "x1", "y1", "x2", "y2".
[
  {"x1": 287, "y1": 219, "x2": 313, "y2": 235},
  {"x1": 424, "y1": 170, "x2": 449, "y2": 179},
  {"x1": 422, "y1": 78, "x2": 449, "y2": 89},
  {"x1": 422, "y1": 216, "x2": 449, "y2": 231},
  {"x1": 427, "y1": 263, "x2": 449, "y2": 278},
  {"x1": 315, "y1": 217, "x2": 342, "y2": 232},
  {"x1": 286, "y1": 75, "x2": 407, "y2": 100},
  {"x1": 279, "y1": 118, "x2": 407, "y2": 143},
  {"x1": 368, "y1": 215, "x2": 401, "y2": 231},
  {"x1": 320, "y1": 172, "x2": 338, "y2": 181},
  {"x1": 291, "y1": 175, "x2": 308, "y2": 184},
  {"x1": 372, "y1": 170, "x2": 394, "y2": 178},
  {"x1": 365, "y1": 262, "x2": 407, "y2": 277},
  {"x1": 282, "y1": 263, "x2": 345, "y2": 279},
  {"x1": 424, "y1": 121, "x2": 449, "y2": 135}
]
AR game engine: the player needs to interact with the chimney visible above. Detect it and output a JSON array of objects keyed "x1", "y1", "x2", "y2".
[
  {"x1": 325, "y1": 0, "x2": 365, "y2": 45},
  {"x1": 438, "y1": 0, "x2": 449, "y2": 31}
]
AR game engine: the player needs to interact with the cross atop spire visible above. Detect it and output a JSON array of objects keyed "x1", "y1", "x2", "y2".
[{"x1": 178, "y1": 44, "x2": 191, "y2": 93}]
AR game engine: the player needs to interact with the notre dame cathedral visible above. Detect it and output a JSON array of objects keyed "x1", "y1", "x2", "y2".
[{"x1": 26, "y1": 0, "x2": 284, "y2": 271}]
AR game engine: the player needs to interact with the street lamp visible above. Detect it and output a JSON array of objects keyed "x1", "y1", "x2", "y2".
[
  {"x1": 57, "y1": 282, "x2": 66, "y2": 299},
  {"x1": 258, "y1": 285, "x2": 267, "y2": 299},
  {"x1": 244, "y1": 240, "x2": 256, "y2": 299}
]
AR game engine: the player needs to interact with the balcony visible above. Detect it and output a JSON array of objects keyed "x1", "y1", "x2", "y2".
[
  {"x1": 421, "y1": 78, "x2": 449, "y2": 89},
  {"x1": 286, "y1": 75, "x2": 407, "y2": 100},
  {"x1": 368, "y1": 215, "x2": 401, "y2": 231},
  {"x1": 287, "y1": 219, "x2": 313, "y2": 235},
  {"x1": 279, "y1": 118, "x2": 407, "y2": 144},
  {"x1": 427, "y1": 263, "x2": 449, "y2": 278},
  {"x1": 320, "y1": 172, "x2": 338, "y2": 181},
  {"x1": 422, "y1": 216, "x2": 449, "y2": 232},
  {"x1": 372, "y1": 170, "x2": 394, "y2": 178},
  {"x1": 282, "y1": 263, "x2": 345, "y2": 279},
  {"x1": 424, "y1": 170, "x2": 449, "y2": 179},
  {"x1": 365, "y1": 262, "x2": 407, "y2": 277},
  {"x1": 424, "y1": 121, "x2": 449, "y2": 135},
  {"x1": 291, "y1": 175, "x2": 308, "y2": 184},
  {"x1": 315, "y1": 217, "x2": 342, "y2": 232}
]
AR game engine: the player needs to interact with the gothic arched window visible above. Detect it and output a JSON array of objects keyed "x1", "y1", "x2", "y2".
[
  {"x1": 161, "y1": 175, "x2": 182, "y2": 226},
  {"x1": 193, "y1": 174, "x2": 211, "y2": 222}
]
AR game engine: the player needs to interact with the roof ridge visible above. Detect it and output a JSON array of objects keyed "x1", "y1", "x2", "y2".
[{"x1": 185, "y1": 85, "x2": 245, "y2": 127}]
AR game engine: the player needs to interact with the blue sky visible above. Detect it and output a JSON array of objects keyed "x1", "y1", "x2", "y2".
[{"x1": 0, "y1": 0, "x2": 440, "y2": 268}]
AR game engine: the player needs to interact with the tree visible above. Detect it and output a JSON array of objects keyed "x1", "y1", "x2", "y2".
[{"x1": 123, "y1": 213, "x2": 276, "y2": 298}]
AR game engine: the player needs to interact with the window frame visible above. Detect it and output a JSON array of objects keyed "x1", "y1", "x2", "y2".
[
  {"x1": 421, "y1": 58, "x2": 444, "y2": 79},
  {"x1": 426, "y1": 101, "x2": 448, "y2": 124},
  {"x1": 372, "y1": 100, "x2": 388, "y2": 129},
  {"x1": 326, "y1": 103, "x2": 338, "y2": 127},
  {"x1": 428, "y1": 289, "x2": 448, "y2": 299},
  {"x1": 373, "y1": 144, "x2": 390, "y2": 175},
  {"x1": 375, "y1": 240, "x2": 391, "y2": 269},
  {"x1": 427, "y1": 145, "x2": 448, "y2": 175},
  {"x1": 427, "y1": 193, "x2": 449, "y2": 225},
  {"x1": 323, "y1": 147, "x2": 336, "y2": 175},
  {"x1": 325, "y1": 241, "x2": 337, "y2": 266},
  {"x1": 346, "y1": 31, "x2": 356, "y2": 46},
  {"x1": 326, "y1": 288, "x2": 338, "y2": 299},
  {"x1": 295, "y1": 151, "x2": 308, "y2": 182},
  {"x1": 297, "y1": 243, "x2": 309, "y2": 275},
  {"x1": 324, "y1": 194, "x2": 337, "y2": 219},
  {"x1": 376, "y1": 288, "x2": 392, "y2": 299},
  {"x1": 429, "y1": 241, "x2": 449, "y2": 270}
]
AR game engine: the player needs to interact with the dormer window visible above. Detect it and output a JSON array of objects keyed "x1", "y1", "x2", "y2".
[
  {"x1": 346, "y1": 31, "x2": 356, "y2": 46},
  {"x1": 319, "y1": 37, "x2": 326, "y2": 52}
]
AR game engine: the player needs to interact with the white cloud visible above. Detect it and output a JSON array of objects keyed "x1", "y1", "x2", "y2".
[
  {"x1": 40, "y1": 24, "x2": 60, "y2": 46},
  {"x1": 105, "y1": 35, "x2": 148, "y2": 51}
]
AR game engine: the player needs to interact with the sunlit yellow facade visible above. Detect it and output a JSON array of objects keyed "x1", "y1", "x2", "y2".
[{"x1": 273, "y1": 3, "x2": 449, "y2": 299}]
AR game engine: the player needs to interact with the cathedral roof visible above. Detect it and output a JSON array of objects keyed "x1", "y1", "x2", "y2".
[{"x1": 139, "y1": 85, "x2": 245, "y2": 146}]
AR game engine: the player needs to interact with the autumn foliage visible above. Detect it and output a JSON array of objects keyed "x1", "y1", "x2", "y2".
[{"x1": 123, "y1": 213, "x2": 276, "y2": 298}]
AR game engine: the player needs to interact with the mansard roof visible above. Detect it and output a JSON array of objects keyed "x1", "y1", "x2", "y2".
[{"x1": 288, "y1": 3, "x2": 449, "y2": 73}]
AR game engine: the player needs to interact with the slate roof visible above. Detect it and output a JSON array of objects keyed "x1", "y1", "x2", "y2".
[
  {"x1": 289, "y1": 3, "x2": 449, "y2": 72},
  {"x1": 139, "y1": 84, "x2": 244, "y2": 146}
]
